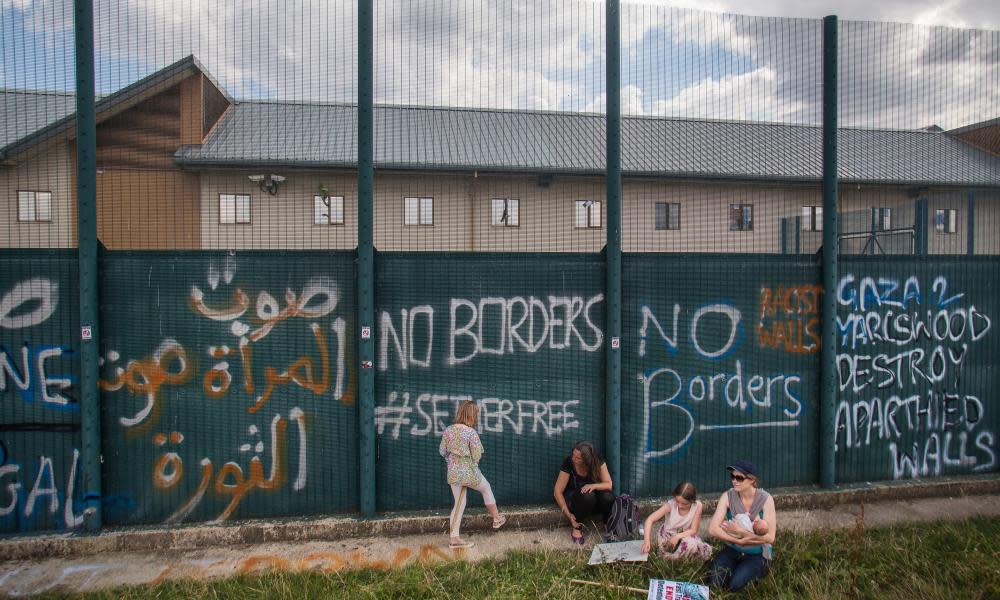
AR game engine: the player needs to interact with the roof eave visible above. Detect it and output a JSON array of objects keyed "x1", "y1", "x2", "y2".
[{"x1": 1, "y1": 55, "x2": 206, "y2": 160}]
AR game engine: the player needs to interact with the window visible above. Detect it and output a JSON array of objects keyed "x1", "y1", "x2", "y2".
[
  {"x1": 801, "y1": 206, "x2": 822, "y2": 231},
  {"x1": 729, "y1": 204, "x2": 754, "y2": 231},
  {"x1": 491, "y1": 198, "x2": 519, "y2": 227},
  {"x1": 871, "y1": 207, "x2": 892, "y2": 231},
  {"x1": 934, "y1": 208, "x2": 957, "y2": 234},
  {"x1": 575, "y1": 200, "x2": 601, "y2": 228},
  {"x1": 655, "y1": 202, "x2": 681, "y2": 231},
  {"x1": 404, "y1": 197, "x2": 433, "y2": 226},
  {"x1": 314, "y1": 195, "x2": 344, "y2": 225},
  {"x1": 17, "y1": 191, "x2": 52, "y2": 222},
  {"x1": 219, "y1": 194, "x2": 251, "y2": 224}
]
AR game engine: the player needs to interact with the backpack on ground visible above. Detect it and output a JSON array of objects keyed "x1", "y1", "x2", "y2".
[{"x1": 605, "y1": 494, "x2": 641, "y2": 541}]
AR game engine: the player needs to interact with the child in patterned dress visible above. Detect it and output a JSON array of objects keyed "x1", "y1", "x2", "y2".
[
  {"x1": 641, "y1": 482, "x2": 713, "y2": 560},
  {"x1": 439, "y1": 400, "x2": 506, "y2": 548}
]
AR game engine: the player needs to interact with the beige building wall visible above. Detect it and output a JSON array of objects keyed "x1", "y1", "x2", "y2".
[
  {"x1": 837, "y1": 186, "x2": 915, "y2": 255},
  {"x1": 470, "y1": 174, "x2": 606, "y2": 253},
  {"x1": 374, "y1": 173, "x2": 473, "y2": 251},
  {"x1": 0, "y1": 143, "x2": 75, "y2": 248},
  {"x1": 925, "y1": 190, "x2": 970, "y2": 256},
  {"x1": 622, "y1": 180, "x2": 822, "y2": 253},
  {"x1": 973, "y1": 191, "x2": 1000, "y2": 255},
  {"x1": 195, "y1": 167, "x2": 999, "y2": 255},
  {"x1": 200, "y1": 170, "x2": 359, "y2": 249}
]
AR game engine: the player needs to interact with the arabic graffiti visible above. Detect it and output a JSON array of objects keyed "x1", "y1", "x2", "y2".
[{"x1": 1, "y1": 252, "x2": 357, "y2": 533}]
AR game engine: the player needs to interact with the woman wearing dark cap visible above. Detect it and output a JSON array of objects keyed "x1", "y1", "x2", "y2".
[
  {"x1": 708, "y1": 459, "x2": 777, "y2": 592},
  {"x1": 553, "y1": 441, "x2": 614, "y2": 545}
]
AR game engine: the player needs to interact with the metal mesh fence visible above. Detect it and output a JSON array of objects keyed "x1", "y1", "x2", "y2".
[
  {"x1": 370, "y1": 0, "x2": 609, "y2": 514},
  {"x1": 619, "y1": 8, "x2": 824, "y2": 499},
  {"x1": 1, "y1": 0, "x2": 998, "y2": 535},
  {"x1": 2, "y1": 0, "x2": 84, "y2": 533},
  {"x1": 834, "y1": 21, "x2": 1000, "y2": 484}
]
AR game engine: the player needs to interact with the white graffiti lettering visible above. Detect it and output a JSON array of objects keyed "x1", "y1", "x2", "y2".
[
  {"x1": 375, "y1": 391, "x2": 580, "y2": 439},
  {"x1": 837, "y1": 274, "x2": 995, "y2": 481},
  {"x1": 446, "y1": 294, "x2": 603, "y2": 366},
  {"x1": 0, "y1": 278, "x2": 58, "y2": 329}
]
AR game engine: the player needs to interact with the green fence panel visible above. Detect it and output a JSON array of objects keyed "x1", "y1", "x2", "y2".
[
  {"x1": 0, "y1": 251, "x2": 83, "y2": 534},
  {"x1": 375, "y1": 253, "x2": 606, "y2": 510},
  {"x1": 835, "y1": 257, "x2": 1000, "y2": 482},
  {"x1": 622, "y1": 254, "x2": 822, "y2": 497},
  {"x1": 97, "y1": 251, "x2": 357, "y2": 525}
]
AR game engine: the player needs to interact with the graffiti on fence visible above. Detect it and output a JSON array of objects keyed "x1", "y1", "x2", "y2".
[
  {"x1": 1, "y1": 255, "x2": 355, "y2": 532},
  {"x1": 757, "y1": 284, "x2": 822, "y2": 354},
  {"x1": 835, "y1": 274, "x2": 996, "y2": 480},
  {"x1": 375, "y1": 292, "x2": 603, "y2": 440},
  {"x1": 636, "y1": 299, "x2": 804, "y2": 463},
  {"x1": 0, "y1": 278, "x2": 75, "y2": 409}
]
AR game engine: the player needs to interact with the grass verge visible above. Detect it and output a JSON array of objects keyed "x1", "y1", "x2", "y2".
[{"x1": 40, "y1": 515, "x2": 1000, "y2": 599}]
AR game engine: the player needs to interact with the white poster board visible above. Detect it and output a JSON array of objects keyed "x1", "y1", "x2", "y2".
[
  {"x1": 586, "y1": 540, "x2": 649, "y2": 565},
  {"x1": 647, "y1": 579, "x2": 710, "y2": 600}
]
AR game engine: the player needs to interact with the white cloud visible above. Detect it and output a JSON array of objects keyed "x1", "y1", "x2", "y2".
[
  {"x1": 648, "y1": 66, "x2": 812, "y2": 121},
  {"x1": 3, "y1": 0, "x2": 997, "y2": 130},
  {"x1": 583, "y1": 83, "x2": 645, "y2": 114}
]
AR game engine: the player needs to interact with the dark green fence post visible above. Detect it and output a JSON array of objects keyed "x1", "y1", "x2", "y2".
[
  {"x1": 358, "y1": 0, "x2": 376, "y2": 517},
  {"x1": 795, "y1": 216, "x2": 802, "y2": 254},
  {"x1": 781, "y1": 218, "x2": 788, "y2": 254},
  {"x1": 74, "y1": 0, "x2": 102, "y2": 531},
  {"x1": 819, "y1": 15, "x2": 839, "y2": 489},
  {"x1": 967, "y1": 191, "x2": 975, "y2": 256},
  {"x1": 605, "y1": 0, "x2": 622, "y2": 492}
]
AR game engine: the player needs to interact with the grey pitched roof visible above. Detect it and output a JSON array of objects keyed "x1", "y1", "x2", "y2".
[
  {"x1": 4, "y1": 55, "x2": 998, "y2": 186},
  {"x1": 176, "y1": 101, "x2": 1000, "y2": 187},
  {"x1": 0, "y1": 90, "x2": 77, "y2": 149},
  {"x1": 0, "y1": 55, "x2": 228, "y2": 161}
]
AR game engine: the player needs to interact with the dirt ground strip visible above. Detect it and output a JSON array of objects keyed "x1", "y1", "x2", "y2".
[{"x1": 2, "y1": 494, "x2": 1000, "y2": 597}]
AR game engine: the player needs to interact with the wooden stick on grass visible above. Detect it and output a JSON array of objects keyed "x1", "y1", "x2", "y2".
[{"x1": 570, "y1": 578, "x2": 647, "y2": 595}]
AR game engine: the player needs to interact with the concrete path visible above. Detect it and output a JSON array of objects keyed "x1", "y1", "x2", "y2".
[{"x1": 2, "y1": 493, "x2": 999, "y2": 597}]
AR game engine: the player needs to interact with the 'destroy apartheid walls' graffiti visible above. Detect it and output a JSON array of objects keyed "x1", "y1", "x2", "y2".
[{"x1": 835, "y1": 265, "x2": 998, "y2": 482}]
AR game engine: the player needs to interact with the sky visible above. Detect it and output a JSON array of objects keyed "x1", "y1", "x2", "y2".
[{"x1": 1, "y1": 0, "x2": 998, "y2": 130}]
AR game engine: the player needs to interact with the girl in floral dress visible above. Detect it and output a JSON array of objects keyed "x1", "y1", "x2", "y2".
[
  {"x1": 641, "y1": 481, "x2": 712, "y2": 560},
  {"x1": 439, "y1": 400, "x2": 506, "y2": 548}
]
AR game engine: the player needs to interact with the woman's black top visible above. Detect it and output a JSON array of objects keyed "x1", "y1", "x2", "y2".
[{"x1": 560, "y1": 455, "x2": 604, "y2": 497}]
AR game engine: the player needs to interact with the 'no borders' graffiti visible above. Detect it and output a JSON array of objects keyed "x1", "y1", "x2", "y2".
[
  {"x1": 374, "y1": 292, "x2": 604, "y2": 440},
  {"x1": 621, "y1": 257, "x2": 821, "y2": 495}
]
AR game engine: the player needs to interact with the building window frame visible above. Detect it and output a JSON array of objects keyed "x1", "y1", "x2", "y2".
[
  {"x1": 729, "y1": 203, "x2": 754, "y2": 231},
  {"x1": 801, "y1": 205, "x2": 822, "y2": 231},
  {"x1": 655, "y1": 202, "x2": 681, "y2": 231},
  {"x1": 404, "y1": 196, "x2": 434, "y2": 226},
  {"x1": 17, "y1": 190, "x2": 53, "y2": 223},
  {"x1": 491, "y1": 198, "x2": 520, "y2": 227},
  {"x1": 871, "y1": 206, "x2": 892, "y2": 231},
  {"x1": 934, "y1": 208, "x2": 957, "y2": 234},
  {"x1": 575, "y1": 200, "x2": 601, "y2": 229},
  {"x1": 219, "y1": 193, "x2": 251, "y2": 225},
  {"x1": 314, "y1": 195, "x2": 345, "y2": 225}
]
